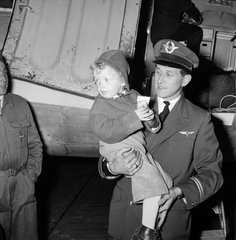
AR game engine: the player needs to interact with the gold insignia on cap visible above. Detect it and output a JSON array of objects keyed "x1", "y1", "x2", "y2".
[{"x1": 163, "y1": 41, "x2": 179, "y2": 54}]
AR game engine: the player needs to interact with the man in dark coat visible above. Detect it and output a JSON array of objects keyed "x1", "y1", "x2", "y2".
[
  {"x1": 150, "y1": 0, "x2": 203, "y2": 55},
  {"x1": 0, "y1": 55, "x2": 43, "y2": 240},
  {"x1": 98, "y1": 40, "x2": 223, "y2": 240}
]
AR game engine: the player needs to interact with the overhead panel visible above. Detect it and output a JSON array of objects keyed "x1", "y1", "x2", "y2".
[{"x1": 3, "y1": 0, "x2": 141, "y2": 97}]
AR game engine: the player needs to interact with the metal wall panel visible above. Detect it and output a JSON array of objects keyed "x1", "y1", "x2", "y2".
[
  {"x1": 3, "y1": 0, "x2": 141, "y2": 97},
  {"x1": 31, "y1": 102, "x2": 99, "y2": 157}
]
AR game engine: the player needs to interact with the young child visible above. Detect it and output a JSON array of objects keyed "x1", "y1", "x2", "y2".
[{"x1": 89, "y1": 50, "x2": 172, "y2": 240}]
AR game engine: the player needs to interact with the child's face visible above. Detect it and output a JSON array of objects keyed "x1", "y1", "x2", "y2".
[{"x1": 93, "y1": 66, "x2": 125, "y2": 98}]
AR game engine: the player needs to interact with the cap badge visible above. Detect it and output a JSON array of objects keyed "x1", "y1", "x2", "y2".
[{"x1": 163, "y1": 41, "x2": 179, "y2": 54}]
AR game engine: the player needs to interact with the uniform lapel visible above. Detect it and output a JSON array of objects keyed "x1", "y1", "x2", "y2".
[{"x1": 147, "y1": 95, "x2": 191, "y2": 151}]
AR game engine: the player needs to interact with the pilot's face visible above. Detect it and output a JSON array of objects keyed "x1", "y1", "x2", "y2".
[{"x1": 154, "y1": 64, "x2": 191, "y2": 101}]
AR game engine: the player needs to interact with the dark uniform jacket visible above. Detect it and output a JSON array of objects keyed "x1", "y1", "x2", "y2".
[
  {"x1": 0, "y1": 93, "x2": 42, "y2": 180},
  {"x1": 0, "y1": 93, "x2": 42, "y2": 240},
  {"x1": 99, "y1": 95, "x2": 223, "y2": 240}
]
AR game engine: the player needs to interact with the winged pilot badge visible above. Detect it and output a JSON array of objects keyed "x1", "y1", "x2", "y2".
[
  {"x1": 179, "y1": 131, "x2": 195, "y2": 137},
  {"x1": 163, "y1": 41, "x2": 179, "y2": 54}
]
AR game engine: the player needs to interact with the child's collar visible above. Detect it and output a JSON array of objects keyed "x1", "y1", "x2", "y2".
[{"x1": 113, "y1": 89, "x2": 128, "y2": 99}]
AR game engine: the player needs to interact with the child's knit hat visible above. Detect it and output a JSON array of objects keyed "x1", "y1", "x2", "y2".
[{"x1": 94, "y1": 50, "x2": 130, "y2": 89}]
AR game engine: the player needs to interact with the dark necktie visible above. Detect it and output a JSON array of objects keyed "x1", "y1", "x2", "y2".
[{"x1": 159, "y1": 101, "x2": 170, "y2": 122}]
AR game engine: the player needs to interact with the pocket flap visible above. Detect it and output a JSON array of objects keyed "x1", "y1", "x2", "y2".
[{"x1": 9, "y1": 118, "x2": 31, "y2": 128}]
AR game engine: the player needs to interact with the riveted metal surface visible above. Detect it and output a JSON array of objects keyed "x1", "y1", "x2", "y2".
[
  {"x1": 31, "y1": 102, "x2": 99, "y2": 157},
  {"x1": 3, "y1": 0, "x2": 141, "y2": 97}
]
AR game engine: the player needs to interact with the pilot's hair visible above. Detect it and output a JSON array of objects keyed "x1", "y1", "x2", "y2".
[{"x1": 180, "y1": 68, "x2": 191, "y2": 77}]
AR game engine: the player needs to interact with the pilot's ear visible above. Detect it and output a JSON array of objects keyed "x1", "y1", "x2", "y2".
[{"x1": 182, "y1": 74, "x2": 192, "y2": 87}]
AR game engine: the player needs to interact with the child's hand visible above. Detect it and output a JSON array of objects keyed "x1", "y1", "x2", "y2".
[{"x1": 135, "y1": 107, "x2": 154, "y2": 121}]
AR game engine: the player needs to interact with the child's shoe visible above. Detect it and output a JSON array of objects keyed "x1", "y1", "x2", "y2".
[{"x1": 131, "y1": 225, "x2": 161, "y2": 240}]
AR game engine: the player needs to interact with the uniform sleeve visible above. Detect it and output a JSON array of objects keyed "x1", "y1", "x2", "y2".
[
  {"x1": 25, "y1": 102, "x2": 43, "y2": 183},
  {"x1": 176, "y1": 112, "x2": 224, "y2": 210},
  {"x1": 98, "y1": 156, "x2": 121, "y2": 180}
]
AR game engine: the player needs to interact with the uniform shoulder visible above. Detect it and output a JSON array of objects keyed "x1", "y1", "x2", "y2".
[
  {"x1": 185, "y1": 98, "x2": 208, "y2": 115},
  {"x1": 8, "y1": 93, "x2": 27, "y2": 103},
  {"x1": 7, "y1": 93, "x2": 29, "y2": 109}
]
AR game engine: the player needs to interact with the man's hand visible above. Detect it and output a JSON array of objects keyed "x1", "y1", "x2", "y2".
[
  {"x1": 157, "y1": 187, "x2": 183, "y2": 227},
  {"x1": 109, "y1": 147, "x2": 142, "y2": 176},
  {"x1": 193, "y1": 15, "x2": 203, "y2": 26}
]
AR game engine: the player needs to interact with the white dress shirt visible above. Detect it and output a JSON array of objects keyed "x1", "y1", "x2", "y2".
[{"x1": 157, "y1": 95, "x2": 181, "y2": 113}]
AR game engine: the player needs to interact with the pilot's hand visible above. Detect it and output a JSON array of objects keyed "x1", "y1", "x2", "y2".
[
  {"x1": 109, "y1": 147, "x2": 142, "y2": 176},
  {"x1": 157, "y1": 187, "x2": 183, "y2": 227}
]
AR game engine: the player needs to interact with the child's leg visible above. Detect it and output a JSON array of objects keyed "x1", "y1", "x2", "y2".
[{"x1": 142, "y1": 195, "x2": 161, "y2": 229}]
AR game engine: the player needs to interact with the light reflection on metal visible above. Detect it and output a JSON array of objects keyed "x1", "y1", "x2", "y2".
[{"x1": 19, "y1": 5, "x2": 32, "y2": 12}]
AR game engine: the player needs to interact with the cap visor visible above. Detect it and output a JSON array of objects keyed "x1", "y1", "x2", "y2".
[{"x1": 153, "y1": 59, "x2": 191, "y2": 71}]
